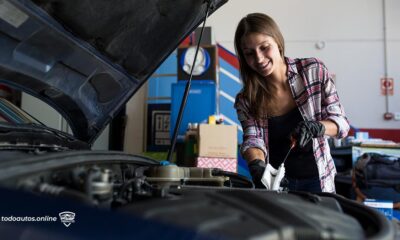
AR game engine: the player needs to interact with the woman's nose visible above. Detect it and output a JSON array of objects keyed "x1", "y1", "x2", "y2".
[{"x1": 255, "y1": 50, "x2": 263, "y2": 62}]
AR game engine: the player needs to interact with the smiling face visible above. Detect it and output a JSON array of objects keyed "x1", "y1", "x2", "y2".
[{"x1": 241, "y1": 33, "x2": 284, "y2": 78}]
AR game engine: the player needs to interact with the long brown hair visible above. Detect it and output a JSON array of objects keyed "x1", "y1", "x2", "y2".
[{"x1": 234, "y1": 13, "x2": 285, "y2": 119}]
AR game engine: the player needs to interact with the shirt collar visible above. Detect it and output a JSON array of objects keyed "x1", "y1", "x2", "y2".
[
  {"x1": 285, "y1": 57, "x2": 298, "y2": 75},
  {"x1": 285, "y1": 57, "x2": 299, "y2": 84}
]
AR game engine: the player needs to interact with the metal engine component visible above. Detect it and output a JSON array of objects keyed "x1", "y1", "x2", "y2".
[
  {"x1": 85, "y1": 167, "x2": 113, "y2": 202},
  {"x1": 146, "y1": 165, "x2": 228, "y2": 187}
]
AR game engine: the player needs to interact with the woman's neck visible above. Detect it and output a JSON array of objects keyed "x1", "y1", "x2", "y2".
[{"x1": 267, "y1": 59, "x2": 288, "y2": 88}]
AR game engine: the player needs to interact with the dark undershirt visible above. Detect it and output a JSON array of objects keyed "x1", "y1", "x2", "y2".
[{"x1": 268, "y1": 108, "x2": 319, "y2": 179}]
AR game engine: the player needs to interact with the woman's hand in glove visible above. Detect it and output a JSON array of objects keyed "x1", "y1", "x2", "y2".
[
  {"x1": 291, "y1": 121, "x2": 325, "y2": 148},
  {"x1": 248, "y1": 159, "x2": 266, "y2": 188}
]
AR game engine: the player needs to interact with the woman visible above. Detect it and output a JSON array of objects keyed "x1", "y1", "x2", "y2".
[{"x1": 234, "y1": 13, "x2": 349, "y2": 193}]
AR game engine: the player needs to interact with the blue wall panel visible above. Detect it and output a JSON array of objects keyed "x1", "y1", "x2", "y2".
[
  {"x1": 148, "y1": 51, "x2": 177, "y2": 103},
  {"x1": 148, "y1": 76, "x2": 176, "y2": 99},
  {"x1": 170, "y1": 81, "x2": 217, "y2": 141},
  {"x1": 155, "y1": 51, "x2": 177, "y2": 74}
]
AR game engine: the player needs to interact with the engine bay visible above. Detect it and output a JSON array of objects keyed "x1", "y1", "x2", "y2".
[
  {"x1": 0, "y1": 151, "x2": 252, "y2": 208},
  {"x1": 0, "y1": 150, "x2": 395, "y2": 239}
]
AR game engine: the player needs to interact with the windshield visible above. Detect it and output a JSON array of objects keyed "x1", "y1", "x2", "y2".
[{"x1": 0, "y1": 98, "x2": 42, "y2": 125}]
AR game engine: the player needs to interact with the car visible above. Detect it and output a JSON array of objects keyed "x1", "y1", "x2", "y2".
[{"x1": 0, "y1": 0, "x2": 397, "y2": 239}]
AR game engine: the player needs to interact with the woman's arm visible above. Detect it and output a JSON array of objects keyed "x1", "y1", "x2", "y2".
[
  {"x1": 234, "y1": 92, "x2": 268, "y2": 162},
  {"x1": 320, "y1": 120, "x2": 339, "y2": 137},
  {"x1": 320, "y1": 63, "x2": 350, "y2": 139},
  {"x1": 243, "y1": 148, "x2": 265, "y2": 163},
  {"x1": 235, "y1": 93, "x2": 269, "y2": 187}
]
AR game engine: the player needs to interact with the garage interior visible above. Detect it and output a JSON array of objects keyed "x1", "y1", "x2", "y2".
[{"x1": 2, "y1": 0, "x2": 399, "y2": 225}]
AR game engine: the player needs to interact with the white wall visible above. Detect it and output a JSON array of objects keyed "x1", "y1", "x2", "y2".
[
  {"x1": 124, "y1": 82, "x2": 147, "y2": 154},
  {"x1": 207, "y1": 0, "x2": 400, "y2": 129},
  {"x1": 21, "y1": 93, "x2": 110, "y2": 150}
]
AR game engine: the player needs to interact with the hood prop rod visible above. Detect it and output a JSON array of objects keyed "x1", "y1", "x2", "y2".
[{"x1": 166, "y1": 0, "x2": 213, "y2": 163}]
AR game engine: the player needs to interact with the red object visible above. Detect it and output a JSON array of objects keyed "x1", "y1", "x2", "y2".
[
  {"x1": 179, "y1": 36, "x2": 191, "y2": 46},
  {"x1": 217, "y1": 44, "x2": 239, "y2": 69},
  {"x1": 383, "y1": 112, "x2": 394, "y2": 120},
  {"x1": 0, "y1": 84, "x2": 12, "y2": 98},
  {"x1": 0, "y1": 84, "x2": 12, "y2": 92},
  {"x1": 196, "y1": 157, "x2": 237, "y2": 173},
  {"x1": 349, "y1": 128, "x2": 400, "y2": 143},
  {"x1": 179, "y1": 32, "x2": 195, "y2": 47},
  {"x1": 381, "y1": 78, "x2": 394, "y2": 95}
]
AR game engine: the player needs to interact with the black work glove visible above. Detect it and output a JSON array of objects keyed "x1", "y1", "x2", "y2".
[
  {"x1": 248, "y1": 159, "x2": 266, "y2": 188},
  {"x1": 291, "y1": 121, "x2": 325, "y2": 148}
]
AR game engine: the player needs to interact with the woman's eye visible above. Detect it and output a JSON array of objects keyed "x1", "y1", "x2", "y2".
[{"x1": 261, "y1": 46, "x2": 269, "y2": 51}]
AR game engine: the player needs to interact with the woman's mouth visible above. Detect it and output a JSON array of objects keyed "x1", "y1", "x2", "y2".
[{"x1": 258, "y1": 61, "x2": 271, "y2": 71}]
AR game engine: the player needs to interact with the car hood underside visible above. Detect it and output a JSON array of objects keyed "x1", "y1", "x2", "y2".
[{"x1": 0, "y1": 0, "x2": 226, "y2": 143}]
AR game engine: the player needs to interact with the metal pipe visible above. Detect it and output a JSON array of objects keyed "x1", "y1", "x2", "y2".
[
  {"x1": 382, "y1": 0, "x2": 389, "y2": 113},
  {"x1": 167, "y1": 1, "x2": 213, "y2": 163}
]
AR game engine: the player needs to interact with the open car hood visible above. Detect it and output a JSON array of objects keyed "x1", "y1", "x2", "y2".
[{"x1": 0, "y1": 0, "x2": 227, "y2": 144}]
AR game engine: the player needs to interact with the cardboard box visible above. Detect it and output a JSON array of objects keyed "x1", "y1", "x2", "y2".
[
  {"x1": 196, "y1": 157, "x2": 237, "y2": 173},
  {"x1": 197, "y1": 124, "x2": 237, "y2": 158}
]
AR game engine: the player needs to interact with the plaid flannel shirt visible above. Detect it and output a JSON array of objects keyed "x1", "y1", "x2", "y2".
[{"x1": 235, "y1": 57, "x2": 349, "y2": 192}]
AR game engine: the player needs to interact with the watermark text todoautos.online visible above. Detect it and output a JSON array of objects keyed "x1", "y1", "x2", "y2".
[
  {"x1": 1, "y1": 211, "x2": 76, "y2": 227},
  {"x1": 1, "y1": 216, "x2": 57, "y2": 222}
]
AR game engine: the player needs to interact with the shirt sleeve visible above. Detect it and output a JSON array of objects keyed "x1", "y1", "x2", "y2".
[
  {"x1": 320, "y1": 63, "x2": 350, "y2": 139},
  {"x1": 234, "y1": 92, "x2": 268, "y2": 158}
]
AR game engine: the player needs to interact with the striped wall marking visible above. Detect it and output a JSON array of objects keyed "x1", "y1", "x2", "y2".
[
  {"x1": 220, "y1": 67, "x2": 241, "y2": 84},
  {"x1": 220, "y1": 58, "x2": 239, "y2": 74},
  {"x1": 219, "y1": 90, "x2": 235, "y2": 104},
  {"x1": 221, "y1": 113, "x2": 243, "y2": 132},
  {"x1": 217, "y1": 44, "x2": 239, "y2": 69}
]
